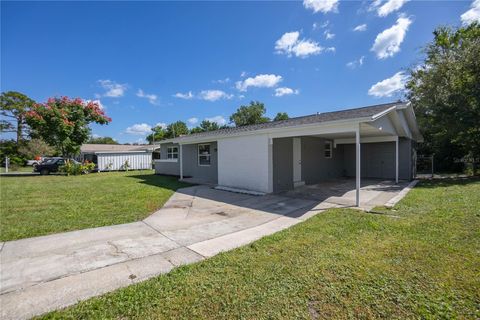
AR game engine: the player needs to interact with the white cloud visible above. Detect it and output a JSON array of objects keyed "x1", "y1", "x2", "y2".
[
  {"x1": 353, "y1": 24, "x2": 367, "y2": 32},
  {"x1": 187, "y1": 117, "x2": 198, "y2": 125},
  {"x1": 235, "y1": 74, "x2": 283, "y2": 92},
  {"x1": 125, "y1": 123, "x2": 152, "y2": 135},
  {"x1": 198, "y1": 90, "x2": 233, "y2": 101},
  {"x1": 173, "y1": 91, "x2": 194, "y2": 100},
  {"x1": 97, "y1": 80, "x2": 127, "y2": 98},
  {"x1": 240, "y1": 71, "x2": 247, "y2": 77},
  {"x1": 324, "y1": 30, "x2": 335, "y2": 39},
  {"x1": 461, "y1": 0, "x2": 480, "y2": 25},
  {"x1": 368, "y1": 71, "x2": 409, "y2": 97},
  {"x1": 371, "y1": 16, "x2": 412, "y2": 59},
  {"x1": 346, "y1": 56, "x2": 365, "y2": 69},
  {"x1": 325, "y1": 46, "x2": 336, "y2": 53},
  {"x1": 205, "y1": 115, "x2": 227, "y2": 126},
  {"x1": 91, "y1": 133, "x2": 102, "y2": 139},
  {"x1": 213, "y1": 77, "x2": 230, "y2": 84},
  {"x1": 155, "y1": 122, "x2": 167, "y2": 129},
  {"x1": 303, "y1": 0, "x2": 339, "y2": 13},
  {"x1": 312, "y1": 20, "x2": 329, "y2": 30},
  {"x1": 371, "y1": 0, "x2": 409, "y2": 17},
  {"x1": 274, "y1": 87, "x2": 300, "y2": 97},
  {"x1": 136, "y1": 89, "x2": 158, "y2": 105},
  {"x1": 275, "y1": 31, "x2": 324, "y2": 58}
]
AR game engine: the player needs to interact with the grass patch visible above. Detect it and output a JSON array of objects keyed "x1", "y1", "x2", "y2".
[
  {"x1": 0, "y1": 170, "x2": 189, "y2": 241},
  {"x1": 40, "y1": 177, "x2": 480, "y2": 319}
]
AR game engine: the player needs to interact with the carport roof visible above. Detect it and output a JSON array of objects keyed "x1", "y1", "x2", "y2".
[{"x1": 162, "y1": 102, "x2": 408, "y2": 144}]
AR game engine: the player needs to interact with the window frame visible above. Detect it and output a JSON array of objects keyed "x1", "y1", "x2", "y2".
[
  {"x1": 324, "y1": 141, "x2": 332, "y2": 159},
  {"x1": 198, "y1": 143, "x2": 211, "y2": 166},
  {"x1": 167, "y1": 146, "x2": 179, "y2": 159}
]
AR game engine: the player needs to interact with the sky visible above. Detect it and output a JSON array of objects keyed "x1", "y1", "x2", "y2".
[{"x1": 1, "y1": 0, "x2": 478, "y2": 143}]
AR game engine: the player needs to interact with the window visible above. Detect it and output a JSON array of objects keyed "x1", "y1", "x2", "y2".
[
  {"x1": 324, "y1": 141, "x2": 332, "y2": 158},
  {"x1": 167, "y1": 146, "x2": 178, "y2": 159},
  {"x1": 198, "y1": 144, "x2": 211, "y2": 166}
]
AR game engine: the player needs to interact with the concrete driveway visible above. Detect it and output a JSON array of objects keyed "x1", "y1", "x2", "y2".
[{"x1": 0, "y1": 180, "x2": 412, "y2": 319}]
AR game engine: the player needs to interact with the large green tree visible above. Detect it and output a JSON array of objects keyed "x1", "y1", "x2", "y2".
[
  {"x1": 230, "y1": 101, "x2": 269, "y2": 127},
  {"x1": 18, "y1": 138, "x2": 56, "y2": 159},
  {"x1": 273, "y1": 112, "x2": 289, "y2": 121},
  {"x1": 0, "y1": 91, "x2": 35, "y2": 143},
  {"x1": 25, "y1": 97, "x2": 111, "y2": 156},
  {"x1": 146, "y1": 125, "x2": 167, "y2": 144},
  {"x1": 406, "y1": 23, "x2": 480, "y2": 172},
  {"x1": 190, "y1": 120, "x2": 220, "y2": 134},
  {"x1": 165, "y1": 121, "x2": 189, "y2": 139}
]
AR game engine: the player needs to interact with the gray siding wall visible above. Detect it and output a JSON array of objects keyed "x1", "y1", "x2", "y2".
[
  {"x1": 183, "y1": 142, "x2": 218, "y2": 183},
  {"x1": 273, "y1": 138, "x2": 293, "y2": 192},
  {"x1": 343, "y1": 139, "x2": 413, "y2": 180},
  {"x1": 301, "y1": 136, "x2": 344, "y2": 183},
  {"x1": 154, "y1": 142, "x2": 218, "y2": 183},
  {"x1": 154, "y1": 142, "x2": 180, "y2": 176}
]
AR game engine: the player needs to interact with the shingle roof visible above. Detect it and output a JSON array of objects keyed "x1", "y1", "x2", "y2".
[
  {"x1": 169, "y1": 102, "x2": 403, "y2": 142},
  {"x1": 81, "y1": 144, "x2": 152, "y2": 153}
]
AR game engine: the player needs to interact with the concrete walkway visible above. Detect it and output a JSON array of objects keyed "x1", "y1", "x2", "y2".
[{"x1": 0, "y1": 181, "x2": 411, "y2": 319}]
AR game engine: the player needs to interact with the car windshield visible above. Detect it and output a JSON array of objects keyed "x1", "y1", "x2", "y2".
[{"x1": 42, "y1": 159, "x2": 56, "y2": 164}]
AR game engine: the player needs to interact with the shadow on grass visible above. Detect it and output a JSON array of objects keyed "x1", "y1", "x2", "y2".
[
  {"x1": 127, "y1": 174, "x2": 192, "y2": 191},
  {"x1": 416, "y1": 176, "x2": 480, "y2": 189}
]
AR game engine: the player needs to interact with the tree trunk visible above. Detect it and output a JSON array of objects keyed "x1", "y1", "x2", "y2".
[{"x1": 16, "y1": 115, "x2": 23, "y2": 143}]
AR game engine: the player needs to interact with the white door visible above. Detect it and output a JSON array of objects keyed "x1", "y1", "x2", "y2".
[{"x1": 293, "y1": 138, "x2": 303, "y2": 186}]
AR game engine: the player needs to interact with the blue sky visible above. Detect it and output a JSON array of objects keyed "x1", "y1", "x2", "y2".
[{"x1": 1, "y1": 1, "x2": 478, "y2": 143}]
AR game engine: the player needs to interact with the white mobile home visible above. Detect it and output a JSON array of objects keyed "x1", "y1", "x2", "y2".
[{"x1": 80, "y1": 144, "x2": 155, "y2": 171}]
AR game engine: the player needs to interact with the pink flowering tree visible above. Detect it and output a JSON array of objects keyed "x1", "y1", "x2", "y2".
[{"x1": 25, "y1": 97, "x2": 111, "y2": 156}]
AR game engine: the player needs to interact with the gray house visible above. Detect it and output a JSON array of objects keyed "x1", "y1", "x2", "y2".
[{"x1": 155, "y1": 102, "x2": 423, "y2": 205}]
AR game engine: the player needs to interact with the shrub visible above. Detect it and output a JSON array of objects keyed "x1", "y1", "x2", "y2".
[{"x1": 59, "y1": 160, "x2": 83, "y2": 176}]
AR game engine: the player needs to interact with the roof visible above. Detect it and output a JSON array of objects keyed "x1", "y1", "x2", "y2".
[
  {"x1": 163, "y1": 102, "x2": 405, "y2": 143},
  {"x1": 80, "y1": 144, "x2": 153, "y2": 154}
]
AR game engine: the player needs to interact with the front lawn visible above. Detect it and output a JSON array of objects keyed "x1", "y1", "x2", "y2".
[
  {"x1": 41, "y1": 177, "x2": 480, "y2": 319},
  {"x1": 0, "y1": 170, "x2": 189, "y2": 241}
]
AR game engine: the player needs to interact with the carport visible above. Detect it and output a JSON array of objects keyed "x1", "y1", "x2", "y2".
[{"x1": 271, "y1": 104, "x2": 421, "y2": 206}]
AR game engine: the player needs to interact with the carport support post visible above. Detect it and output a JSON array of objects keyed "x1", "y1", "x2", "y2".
[
  {"x1": 395, "y1": 136, "x2": 399, "y2": 184},
  {"x1": 179, "y1": 144, "x2": 183, "y2": 180},
  {"x1": 355, "y1": 125, "x2": 360, "y2": 207}
]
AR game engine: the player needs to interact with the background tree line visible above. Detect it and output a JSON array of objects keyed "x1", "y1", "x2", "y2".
[
  {"x1": 146, "y1": 101, "x2": 290, "y2": 143},
  {"x1": 2, "y1": 23, "x2": 479, "y2": 173}
]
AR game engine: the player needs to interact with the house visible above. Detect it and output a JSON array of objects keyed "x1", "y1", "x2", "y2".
[
  {"x1": 154, "y1": 102, "x2": 423, "y2": 205},
  {"x1": 79, "y1": 144, "x2": 156, "y2": 171}
]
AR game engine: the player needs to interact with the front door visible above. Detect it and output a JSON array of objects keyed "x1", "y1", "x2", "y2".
[{"x1": 293, "y1": 138, "x2": 303, "y2": 187}]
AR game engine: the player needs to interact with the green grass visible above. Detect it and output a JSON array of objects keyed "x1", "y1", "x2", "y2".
[
  {"x1": 40, "y1": 177, "x2": 480, "y2": 319},
  {"x1": 0, "y1": 170, "x2": 189, "y2": 241},
  {"x1": 0, "y1": 166, "x2": 34, "y2": 173}
]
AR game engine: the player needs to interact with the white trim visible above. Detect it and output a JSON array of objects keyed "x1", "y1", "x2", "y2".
[
  {"x1": 395, "y1": 136, "x2": 399, "y2": 184},
  {"x1": 167, "y1": 146, "x2": 179, "y2": 159},
  {"x1": 324, "y1": 140, "x2": 332, "y2": 158},
  {"x1": 334, "y1": 136, "x2": 397, "y2": 145},
  {"x1": 179, "y1": 144, "x2": 183, "y2": 180},
  {"x1": 93, "y1": 150, "x2": 152, "y2": 155},
  {"x1": 154, "y1": 159, "x2": 178, "y2": 163},
  {"x1": 355, "y1": 124, "x2": 361, "y2": 207},
  {"x1": 371, "y1": 105, "x2": 398, "y2": 120},
  {"x1": 197, "y1": 143, "x2": 211, "y2": 166}
]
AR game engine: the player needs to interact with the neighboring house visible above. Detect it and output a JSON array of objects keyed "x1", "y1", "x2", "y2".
[
  {"x1": 79, "y1": 144, "x2": 156, "y2": 171},
  {"x1": 155, "y1": 102, "x2": 423, "y2": 205}
]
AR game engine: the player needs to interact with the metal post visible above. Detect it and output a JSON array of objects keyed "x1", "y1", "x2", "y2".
[
  {"x1": 355, "y1": 125, "x2": 361, "y2": 207},
  {"x1": 5, "y1": 157, "x2": 9, "y2": 173},
  {"x1": 431, "y1": 154, "x2": 434, "y2": 178},
  {"x1": 395, "y1": 136, "x2": 399, "y2": 183},
  {"x1": 179, "y1": 144, "x2": 183, "y2": 180}
]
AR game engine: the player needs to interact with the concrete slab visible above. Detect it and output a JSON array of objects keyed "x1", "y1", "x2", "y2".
[
  {"x1": 0, "y1": 181, "x2": 413, "y2": 319},
  {"x1": 188, "y1": 216, "x2": 300, "y2": 257}
]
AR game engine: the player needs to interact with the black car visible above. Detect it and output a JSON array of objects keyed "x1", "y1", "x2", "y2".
[{"x1": 34, "y1": 158, "x2": 79, "y2": 175}]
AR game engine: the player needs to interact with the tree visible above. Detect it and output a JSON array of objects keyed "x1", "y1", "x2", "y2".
[
  {"x1": 0, "y1": 91, "x2": 35, "y2": 143},
  {"x1": 18, "y1": 138, "x2": 56, "y2": 159},
  {"x1": 273, "y1": 112, "x2": 289, "y2": 121},
  {"x1": 146, "y1": 125, "x2": 167, "y2": 144},
  {"x1": 25, "y1": 97, "x2": 111, "y2": 156},
  {"x1": 230, "y1": 101, "x2": 269, "y2": 127},
  {"x1": 165, "y1": 121, "x2": 189, "y2": 139},
  {"x1": 190, "y1": 120, "x2": 220, "y2": 134},
  {"x1": 406, "y1": 23, "x2": 480, "y2": 173},
  {"x1": 87, "y1": 136, "x2": 118, "y2": 144}
]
